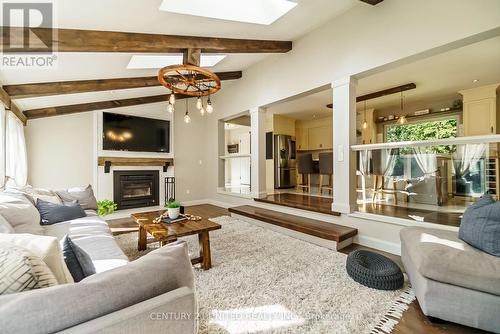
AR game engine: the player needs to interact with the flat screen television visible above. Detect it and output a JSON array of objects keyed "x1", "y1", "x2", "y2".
[{"x1": 102, "y1": 112, "x2": 170, "y2": 153}]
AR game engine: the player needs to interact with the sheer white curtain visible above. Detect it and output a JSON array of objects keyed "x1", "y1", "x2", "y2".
[
  {"x1": 453, "y1": 143, "x2": 487, "y2": 176},
  {"x1": 5, "y1": 111, "x2": 28, "y2": 186},
  {"x1": 358, "y1": 150, "x2": 371, "y2": 176},
  {"x1": 413, "y1": 147, "x2": 438, "y2": 176}
]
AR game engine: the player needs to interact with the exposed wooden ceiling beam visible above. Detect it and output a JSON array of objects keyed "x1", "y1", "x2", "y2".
[
  {"x1": 23, "y1": 94, "x2": 188, "y2": 120},
  {"x1": 326, "y1": 83, "x2": 416, "y2": 108},
  {"x1": 356, "y1": 83, "x2": 416, "y2": 102},
  {"x1": 359, "y1": 0, "x2": 384, "y2": 5},
  {"x1": 4, "y1": 71, "x2": 243, "y2": 98},
  {"x1": 0, "y1": 87, "x2": 27, "y2": 125},
  {"x1": 1, "y1": 27, "x2": 292, "y2": 53}
]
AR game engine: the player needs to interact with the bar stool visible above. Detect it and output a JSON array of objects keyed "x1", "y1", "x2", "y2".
[
  {"x1": 297, "y1": 153, "x2": 314, "y2": 193},
  {"x1": 319, "y1": 152, "x2": 333, "y2": 195}
]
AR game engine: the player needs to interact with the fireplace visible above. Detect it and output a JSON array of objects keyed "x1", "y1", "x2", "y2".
[{"x1": 113, "y1": 170, "x2": 159, "y2": 210}]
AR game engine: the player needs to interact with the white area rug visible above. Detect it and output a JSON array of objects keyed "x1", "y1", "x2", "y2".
[{"x1": 115, "y1": 216, "x2": 414, "y2": 334}]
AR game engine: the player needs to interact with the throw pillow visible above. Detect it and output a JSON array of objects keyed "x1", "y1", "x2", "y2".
[
  {"x1": 0, "y1": 193, "x2": 43, "y2": 235},
  {"x1": 459, "y1": 193, "x2": 500, "y2": 256},
  {"x1": 0, "y1": 241, "x2": 58, "y2": 295},
  {"x1": 55, "y1": 185, "x2": 98, "y2": 210},
  {"x1": 0, "y1": 214, "x2": 14, "y2": 234},
  {"x1": 36, "y1": 199, "x2": 86, "y2": 225},
  {"x1": 4, "y1": 185, "x2": 63, "y2": 205},
  {"x1": 0, "y1": 233, "x2": 73, "y2": 284},
  {"x1": 61, "y1": 235, "x2": 96, "y2": 282}
]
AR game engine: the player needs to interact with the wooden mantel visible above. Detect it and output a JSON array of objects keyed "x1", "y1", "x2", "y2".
[{"x1": 98, "y1": 157, "x2": 174, "y2": 173}]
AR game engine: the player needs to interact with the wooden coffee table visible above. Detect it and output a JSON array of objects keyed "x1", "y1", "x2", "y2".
[{"x1": 131, "y1": 210, "x2": 221, "y2": 270}]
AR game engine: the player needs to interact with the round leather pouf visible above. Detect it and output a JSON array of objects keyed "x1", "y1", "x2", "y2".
[{"x1": 346, "y1": 250, "x2": 404, "y2": 290}]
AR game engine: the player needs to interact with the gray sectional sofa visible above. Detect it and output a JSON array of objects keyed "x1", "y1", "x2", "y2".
[
  {"x1": 401, "y1": 227, "x2": 500, "y2": 333},
  {"x1": 0, "y1": 192, "x2": 197, "y2": 334}
]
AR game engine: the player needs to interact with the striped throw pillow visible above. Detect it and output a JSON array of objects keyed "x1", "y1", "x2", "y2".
[{"x1": 0, "y1": 241, "x2": 58, "y2": 295}]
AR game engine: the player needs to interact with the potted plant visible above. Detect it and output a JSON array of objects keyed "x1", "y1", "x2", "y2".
[
  {"x1": 97, "y1": 200, "x2": 118, "y2": 217},
  {"x1": 166, "y1": 201, "x2": 181, "y2": 219}
]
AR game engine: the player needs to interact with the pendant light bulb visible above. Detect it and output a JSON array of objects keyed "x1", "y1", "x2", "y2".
[
  {"x1": 206, "y1": 97, "x2": 213, "y2": 114},
  {"x1": 184, "y1": 112, "x2": 191, "y2": 124},
  {"x1": 167, "y1": 103, "x2": 174, "y2": 113},
  {"x1": 196, "y1": 96, "x2": 202, "y2": 110},
  {"x1": 169, "y1": 93, "x2": 175, "y2": 105},
  {"x1": 398, "y1": 92, "x2": 407, "y2": 124},
  {"x1": 200, "y1": 106, "x2": 206, "y2": 116},
  {"x1": 362, "y1": 101, "x2": 368, "y2": 130}
]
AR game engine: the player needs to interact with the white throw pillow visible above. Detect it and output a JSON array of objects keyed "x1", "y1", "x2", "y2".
[
  {"x1": 0, "y1": 241, "x2": 58, "y2": 295},
  {"x1": 0, "y1": 193, "x2": 43, "y2": 235},
  {"x1": 0, "y1": 233, "x2": 74, "y2": 284},
  {"x1": 0, "y1": 214, "x2": 14, "y2": 234},
  {"x1": 4, "y1": 185, "x2": 62, "y2": 205}
]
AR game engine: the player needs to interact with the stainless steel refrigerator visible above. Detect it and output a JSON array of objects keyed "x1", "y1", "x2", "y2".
[{"x1": 274, "y1": 134, "x2": 297, "y2": 189}]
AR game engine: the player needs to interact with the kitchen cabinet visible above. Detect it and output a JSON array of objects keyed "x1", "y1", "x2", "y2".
[
  {"x1": 295, "y1": 116, "x2": 333, "y2": 151},
  {"x1": 296, "y1": 127, "x2": 308, "y2": 150},
  {"x1": 463, "y1": 98, "x2": 496, "y2": 135},
  {"x1": 308, "y1": 126, "x2": 333, "y2": 150},
  {"x1": 459, "y1": 84, "x2": 499, "y2": 136}
]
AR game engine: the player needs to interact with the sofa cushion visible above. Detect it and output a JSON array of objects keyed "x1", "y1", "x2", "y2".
[
  {"x1": 401, "y1": 227, "x2": 500, "y2": 296},
  {"x1": 3, "y1": 185, "x2": 63, "y2": 205},
  {"x1": 0, "y1": 214, "x2": 14, "y2": 233},
  {"x1": 36, "y1": 199, "x2": 87, "y2": 225},
  {"x1": 0, "y1": 242, "x2": 194, "y2": 334},
  {"x1": 459, "y1": 193, "x2": 500, "y2": 256},
  {"x1": 61, "y1": 235, "x2": 96, "y2": 282},
  {"x1": 0, "y1": 241, "x2": 58, "y2": 295},
  {"x1": 0, "y1": 193, "x2": 43, "y2": 235},
  {"x1": 43, "y1": 215, "x2": 128, "y2": 273},
  {"x1": 55, "y1": 185, "x2": 98, "y2": 210},
  {"x1": 0, "y1": 233, "x2": 73, "y2": 284}
]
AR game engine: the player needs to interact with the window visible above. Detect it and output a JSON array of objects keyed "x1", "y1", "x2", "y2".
[{"x1": 0, "y1": 106, "x2": 28, "y2": 187}]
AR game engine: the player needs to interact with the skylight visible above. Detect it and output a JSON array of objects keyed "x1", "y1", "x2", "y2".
[
  {"x1": 127, "y1": 54, "x2": 226, "y2": 69},
  {"x1": 159, "y1": 0, "x2": 297, "y2": 25}
]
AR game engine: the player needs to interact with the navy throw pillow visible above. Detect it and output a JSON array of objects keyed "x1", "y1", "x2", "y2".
[
  {"x1": 459, "y1": 193, "x2": 500, "y2": 256},
  {"x1": 36, "y1": 199, "x2": 86, "y2": 225},
  {"x1": 61, "y1": 235, "x2": 96, "y2": 282}
]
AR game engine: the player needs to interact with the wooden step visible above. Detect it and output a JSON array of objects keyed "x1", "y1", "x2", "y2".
[
  {"x1": 254, "y1": 193, "x2": 341, "y2": 216},
  {"x1": 228, "y1": 205, "x2": 357, "y2": 243}
]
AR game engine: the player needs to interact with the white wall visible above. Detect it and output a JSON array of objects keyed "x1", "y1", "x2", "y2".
[
  {"x1": 25, "y1": 112, "x2": 94, "y2": 189},
  {"x1": 172, "y1": 99, "x2": 209, "y2": 203}
]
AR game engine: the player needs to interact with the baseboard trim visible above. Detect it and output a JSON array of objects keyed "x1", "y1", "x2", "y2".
[
  {"x1": 356, "y1": 235, "x2": 401, "y2": 255},
  {"x1": 331, "y1": 203, "x2": 354, "y2": 214}
]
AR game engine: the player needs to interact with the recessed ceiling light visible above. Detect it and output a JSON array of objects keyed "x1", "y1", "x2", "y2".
[
  {"x1": 127, "y1": 54, "x2": 226, "y2": 69},
  {"x1": 472, "y1": 79, "x2": 479, "y2": 83},
  {"x1": 159, "y1": 0, "x2": 297, "y2": 25}
]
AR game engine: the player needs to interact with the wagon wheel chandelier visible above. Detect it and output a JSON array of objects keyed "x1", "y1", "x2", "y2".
[{"x1": 158, "y1": 64, "x2": 221, "y2": 123}]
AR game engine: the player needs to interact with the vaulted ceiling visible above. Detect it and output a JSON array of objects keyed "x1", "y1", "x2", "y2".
[{"x1": 0, "y1": 0, "x2": 385, "y2": 123}]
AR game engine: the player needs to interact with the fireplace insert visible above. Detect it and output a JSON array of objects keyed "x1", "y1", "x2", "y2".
[{"x1": 113, "y1": 170, "x2": 159, "y2": 210}]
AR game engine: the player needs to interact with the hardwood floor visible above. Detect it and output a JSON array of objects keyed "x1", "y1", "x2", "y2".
[
  {"x1": 254, "y1": 192, "x2": 462, "y2": 227},
  {"x1": 108, "y1": 204, "x2": 481, "y2": 334},
  {"x1": 358, "y1": 203, "x2": 462, "y2": 227},
  {"x1": 254, "y1": 193, "x2": 340, "y2": 216}
]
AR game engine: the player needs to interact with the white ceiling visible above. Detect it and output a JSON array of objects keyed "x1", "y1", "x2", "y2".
[
  {"x1": 267, "y1": 35, "x2": 500, "y2": 120},
  {"x1": 0, "y1": 0, "x2": 358, "y2": 111}
]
